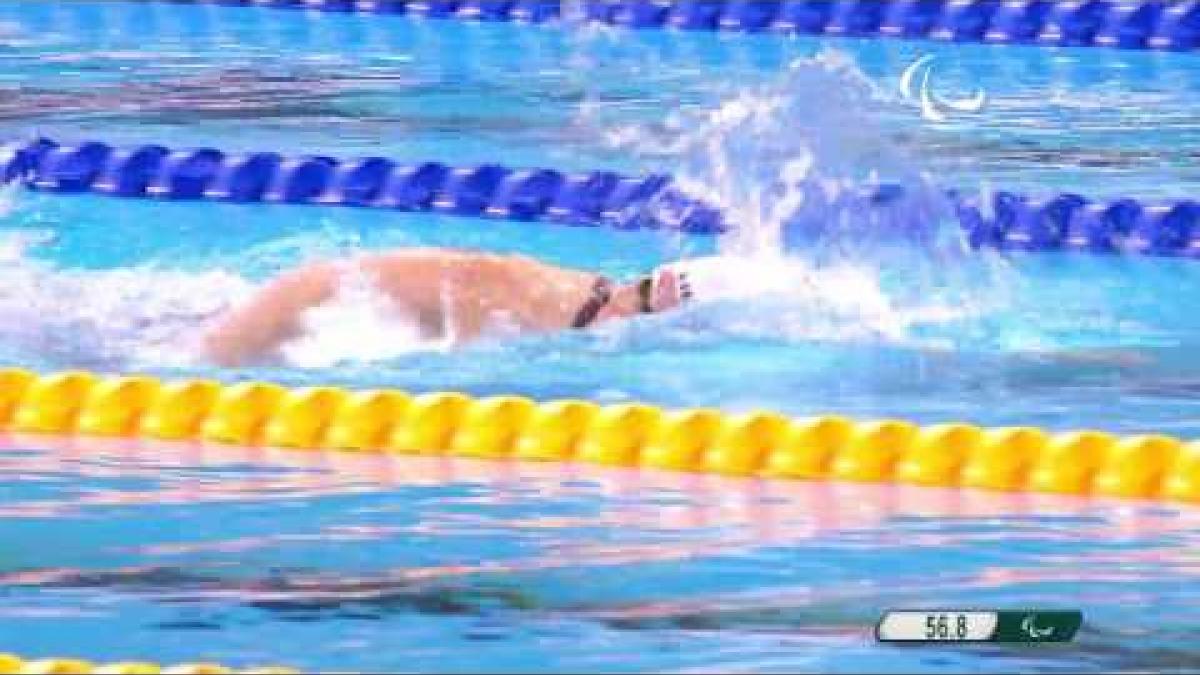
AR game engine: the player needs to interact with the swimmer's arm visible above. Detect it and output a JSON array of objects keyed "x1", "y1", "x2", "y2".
[
  {"x1": 365, "y1": 252, "x2": 491, "y2": 344},
  {"x1": 204, "y1": 263, "x2": 338, "y2": 367}
]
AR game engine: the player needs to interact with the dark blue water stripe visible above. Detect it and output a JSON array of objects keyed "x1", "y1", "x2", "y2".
[{"x1": 6, "y1": 136, "x2": 1200, "y2": 257}]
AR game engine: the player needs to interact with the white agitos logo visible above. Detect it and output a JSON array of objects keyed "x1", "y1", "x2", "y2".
[
  {"x1": 900, "y1": 54, "x2": 986, "y2": 122},
  {"x1": 1021, "y1": 614, "x2": 1056, "y2": 640}
]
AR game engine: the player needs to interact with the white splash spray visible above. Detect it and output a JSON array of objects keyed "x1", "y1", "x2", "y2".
[
  {"x1": 0, "y1": 231, "x2": 254, "y2": 369},
  {"x1": 597, "y1": 50, "x2": 1012, "y2": 347},
  {"x1": 278, "y1": 262, "x2": 452, "y2": 368}
]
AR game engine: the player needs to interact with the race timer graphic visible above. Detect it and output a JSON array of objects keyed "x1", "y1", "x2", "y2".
[{"x1": 876, "y1": 610, "x2": 1083, "y2": 643}]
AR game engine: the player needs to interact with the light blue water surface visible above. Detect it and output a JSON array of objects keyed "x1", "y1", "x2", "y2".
[{"x1": 0, "y1": 2, "x2": 1199, "y2": 673}]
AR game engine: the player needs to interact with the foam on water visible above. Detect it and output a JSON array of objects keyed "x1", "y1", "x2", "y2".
[
  {"x1": 0, "y1": 233, "x2": 249, "y2": 370},
  {"x1": 0, "y1": 183, "x2": 481, "y2": 370},
  {"x1": 0, "y1": 236, "x2": 455, "y2": 372}
]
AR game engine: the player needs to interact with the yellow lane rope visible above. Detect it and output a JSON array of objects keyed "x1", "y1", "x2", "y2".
[
  {"x1": 1, "y1": 369, "x2": 1196, "y2": 503},
  {"x1": 0, "y1": 653, "x2": 293, "y2": 674}
]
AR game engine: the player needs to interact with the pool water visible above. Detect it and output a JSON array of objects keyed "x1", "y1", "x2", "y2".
[{"x1": 1, "y1": 1, "x2": 1199, "y2": 672}]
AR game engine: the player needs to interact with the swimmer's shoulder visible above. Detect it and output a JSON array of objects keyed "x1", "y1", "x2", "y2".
[
  {"x1": 366, "y1": 247, "x2": 567, "y2": 273},
  {"x1": 363, "y1": 247, "x2": 498, "y2": 266},
  {"x1": 360, "y1": 248, "x2": 592, "y2": 296}
]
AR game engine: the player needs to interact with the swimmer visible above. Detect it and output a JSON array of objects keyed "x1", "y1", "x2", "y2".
[
  {"x1": 204, "y1": 248, "x2": 702, "y2": 367},
  {"x1": 203, "y1": 248, "x2": 1153, "y2": 371}
]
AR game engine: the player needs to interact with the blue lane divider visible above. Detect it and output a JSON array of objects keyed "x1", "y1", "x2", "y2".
[
  {"x1": 1, "y1": 137, "x2": 725, "y2": 233},
  {"x1": 955, "y1": 192, "x2": 1200, "y2": 256},
  {"x1": 5, "y1": 137, "x2": 1200, "y2": 257},
  {"x1": 166, "y1": 0, "x2": 1200, "y2": 52}
]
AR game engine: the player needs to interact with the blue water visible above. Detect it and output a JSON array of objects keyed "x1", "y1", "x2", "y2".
[{"x1": 1, "y1": 1, "x2": 1199, "y2": 672}]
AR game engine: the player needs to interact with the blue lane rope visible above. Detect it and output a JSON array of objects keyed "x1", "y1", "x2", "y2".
[
  {"x1": 1, "y1": 137, "x2": 723, "y2": 233},
  {"x1": 159, "y1": 1, "x2": 1200, "y2": 53},
  {"x1": 5, "y1": 137, "x2": 1200, "y2": 257}
]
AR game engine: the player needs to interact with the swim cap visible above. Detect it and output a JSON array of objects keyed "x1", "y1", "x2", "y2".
[{"x1": 661, "y1": 255, "x2": 784, "y2": 303}]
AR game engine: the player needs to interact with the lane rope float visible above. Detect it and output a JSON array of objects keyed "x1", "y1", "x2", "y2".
[
  {"x1": 0, "y1": 652, "x2": 294, "y2": 674},
  {"x1": 1, "y1": 368, "x2": 1197, "y2": 504},
  {"x1": 149, "y1": 1, "x2": 1200, "y2": 53},
  {"x1": 0, "y1": 137, "x2": 722, "y2": 233},
  {"x1": 6, "y1": 136, "x2": 1200, "y2": 256}
]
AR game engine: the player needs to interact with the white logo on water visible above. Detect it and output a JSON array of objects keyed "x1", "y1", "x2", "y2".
[{"x1": 900, "y1": 54, "x2": 986, "y2": 122}]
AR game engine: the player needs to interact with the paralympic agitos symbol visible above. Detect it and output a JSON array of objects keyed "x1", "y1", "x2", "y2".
[
  {"x1": 1021, "y1": 614, "x2": 1057, "y2": 640},
  {"x1": 900, "y1": 54, "x2": 987, "y2": 122}
]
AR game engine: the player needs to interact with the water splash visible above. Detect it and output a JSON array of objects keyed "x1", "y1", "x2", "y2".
[
  {"x1": 593, "y1": 50, "x2": 1014, "y2": 349},
  {"x1": 0, "y1": 231, "x2": 252, "y2": 370},
  {"x1": 654, "y1": 52, "x2": 960, "y2": 253},
  {"x1": 279, "y1": 262, "x2": 453, "y2": 368},
  {"x1": 0, "y1": 225, "x2": 468, "y2": 370}
]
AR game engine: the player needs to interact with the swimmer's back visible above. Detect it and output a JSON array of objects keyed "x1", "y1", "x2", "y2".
[
  {"x1": 361, "y1": 248, "x2": 596, "y2": 332},
  {"x1": 204, "y1": 248, "x2": 597, "y2": 366}
]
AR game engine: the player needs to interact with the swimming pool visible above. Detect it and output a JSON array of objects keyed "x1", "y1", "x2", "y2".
[{"x1": 2, "y1": 1, "x2": 1200, "y2": 672}]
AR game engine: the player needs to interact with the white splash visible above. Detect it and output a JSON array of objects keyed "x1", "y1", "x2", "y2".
[
  {"x1": 599, "y1": 50, "x2": 1011, "y2": 348},
  {"x1": 278, "y1": 262, "x2": 450, "y2": 368},
  {"x1": 0, "y1": 232, "x2": 254, "y2": 368}
]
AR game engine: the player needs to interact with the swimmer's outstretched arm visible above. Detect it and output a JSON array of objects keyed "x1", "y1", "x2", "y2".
[{"x1": 204, "y1": 262, "x2": 338, "y2": 367}]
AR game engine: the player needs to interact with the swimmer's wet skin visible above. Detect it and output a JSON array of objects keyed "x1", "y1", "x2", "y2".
[{"x1": 203, "y1": 248, "x2": 688, "y2": 367}]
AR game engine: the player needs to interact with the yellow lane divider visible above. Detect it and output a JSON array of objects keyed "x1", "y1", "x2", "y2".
[
  {"x1": 0, "y1": 652, "x2": 293, "y2": 674},
  {"x1": 1, "y1": 369, "x2": 1197, "y2": 503}
]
